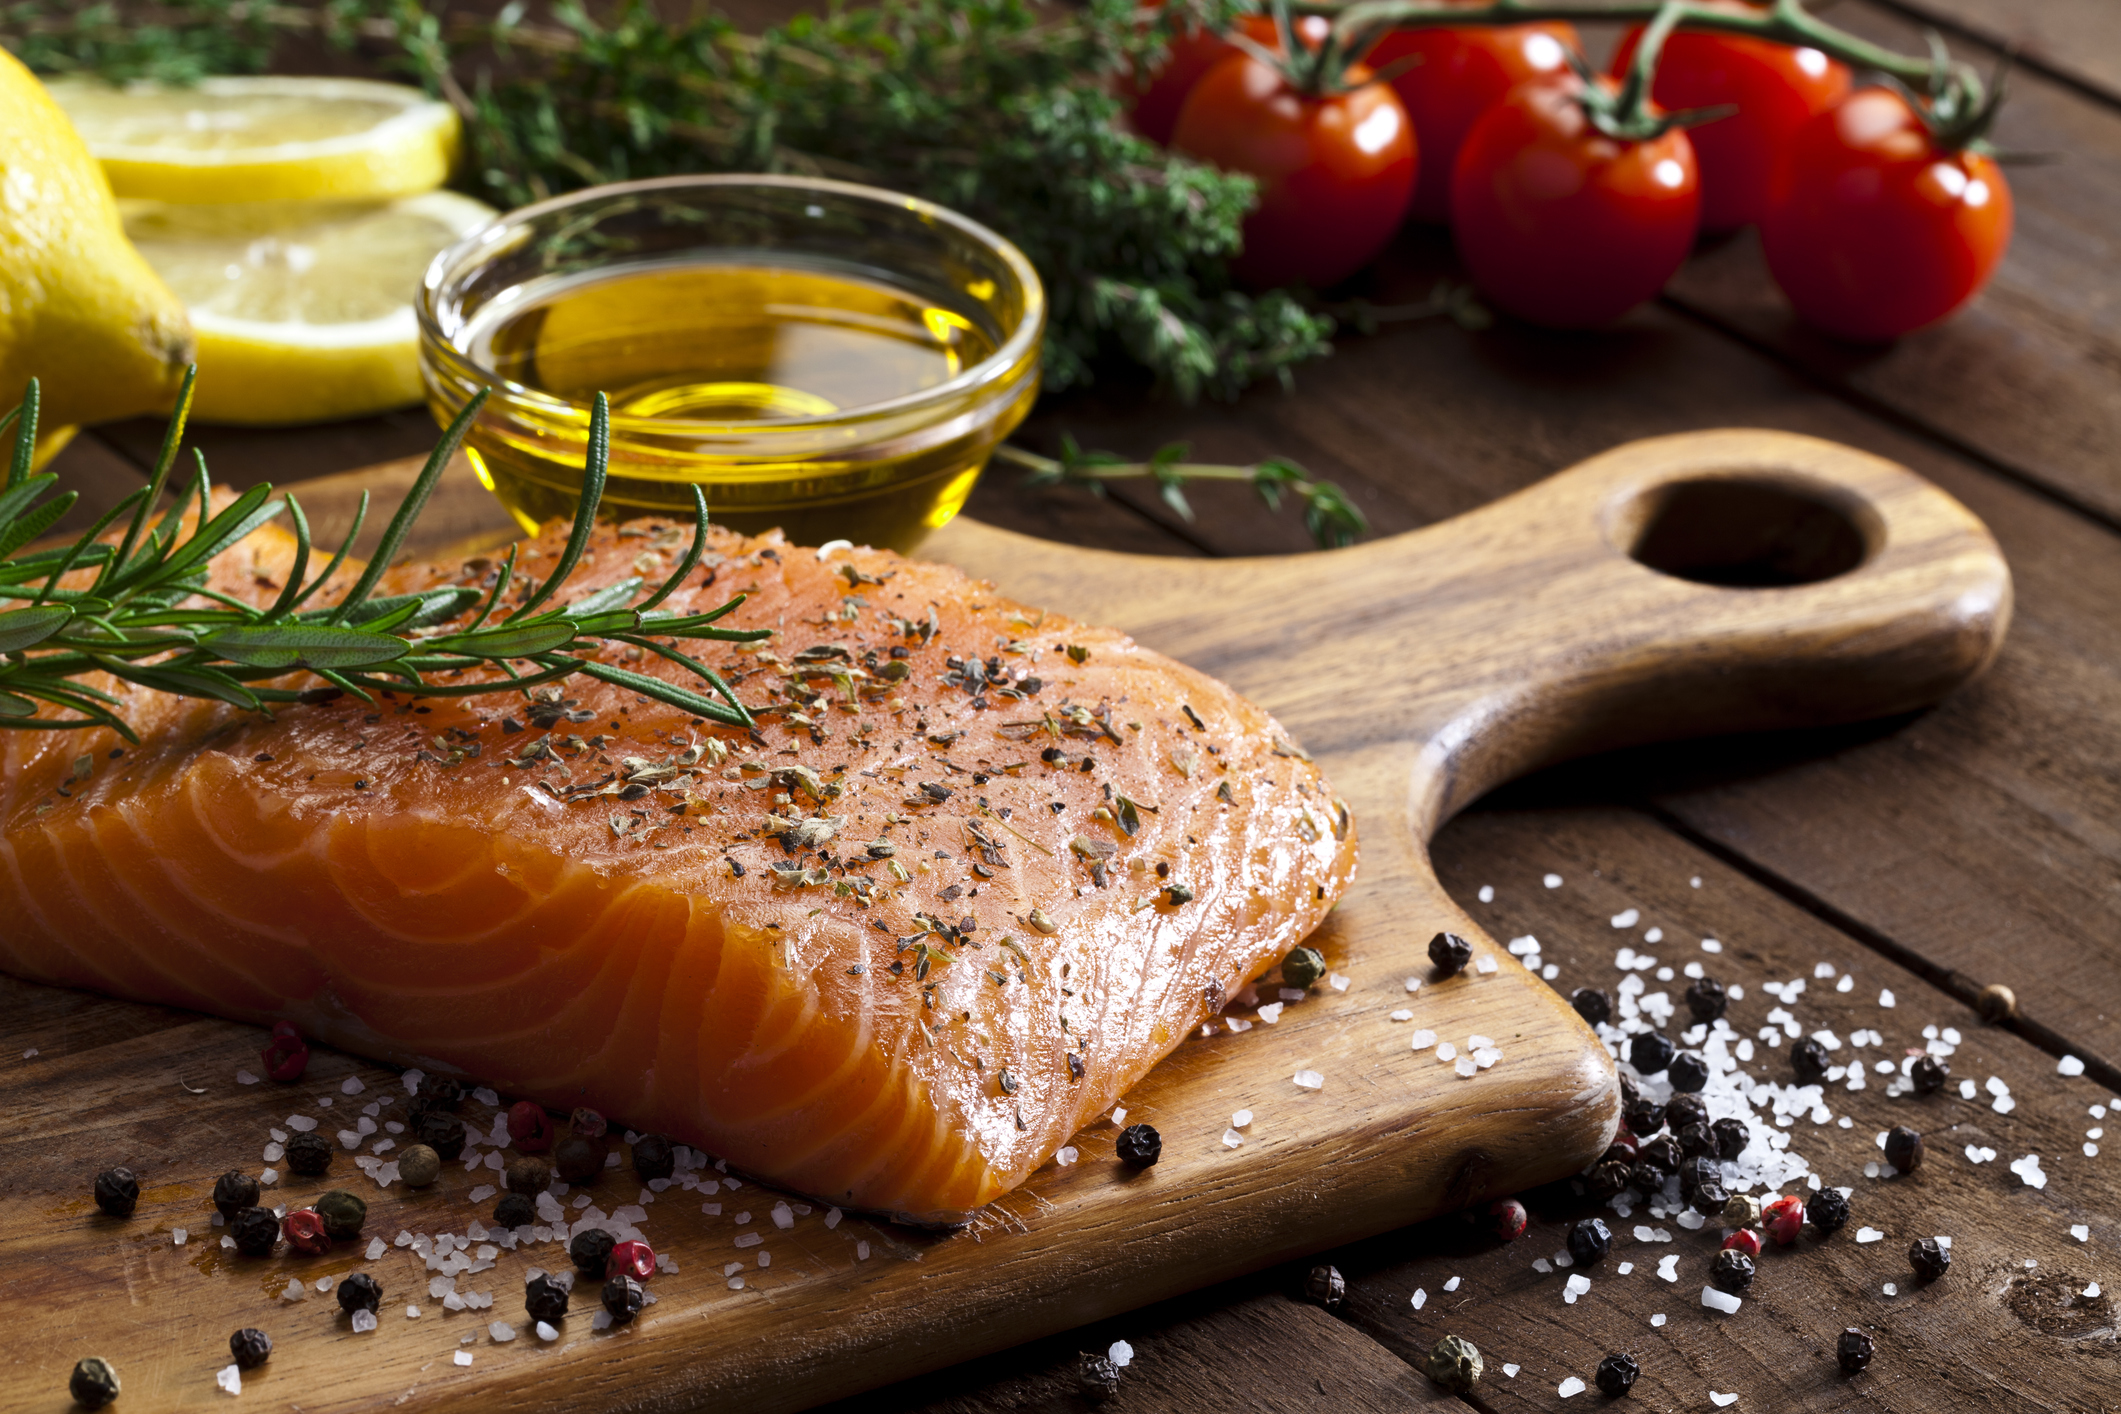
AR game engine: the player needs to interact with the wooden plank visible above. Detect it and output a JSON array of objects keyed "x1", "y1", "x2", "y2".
[
  {"x1": 1877, "y1": 0, "x2": 2121, "y2": 107},
  {"x1": 1326, "y1": 803, "x2": 2121, "y2": 1412},
  {"x1": 1664, "y1": 0, "x2": 2121, "y2": 528}
]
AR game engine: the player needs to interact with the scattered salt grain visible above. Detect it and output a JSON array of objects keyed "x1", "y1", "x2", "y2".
[
  {"x1": 1961, "y1": 1079, "x2": 1978, "y2": 1099},
  {"x1": 1455, "y1": 1056, "x2": 1479, "y2": 1078},
  {"x1": 826, "y1": 1207, "x2": 843, "y2": 1229},
  {"x1": 772, "y1": 1202, "x2": 795, "y2": 1230},
  {"x1": 1278, "y1": 987, "x2": 1306, "y2": 1002},
  {"x1": 1878, "y1": 990, "x2": 1895, "y2": 1008},
  {"x1": 1435, "y1": 1042, "x2": 1457, "y2": 1062},
  {"x1": 473, "y1": 1087, "x2": 499, "y2": 1106},
  {"x1": 454, "y1": 1351, "x2": 473, "y2": 1367},
  {"x1": 1256, "y1": 1003, "x2": 1284, "y2": 1024},
  {"x1": 1701, "y1": 1286, "x2": 1742, "y2": 1313},
  {"x1": 1532, "y1": 1258, "x2": 1552, "y2": 1274},
  {"x1": 1611, "y1": 909, "x2": 1640, "y2": 928},
  {"x1": 1443, "y1": 1276, "x2": 1460, "y2": 1292},
  {"x1": 1966, "y1": 1145, "x2": 1997, "y2": 1164},
  {"x1": 1657, "y1": 1255, "x2": 1680, "y2": 1283},
  {"x1": 1231, "y1": 1110, "x2": 1253, "y2": 1128},
  {"x1": 1564, "y1": 1274, "x2": 1591, "y2": 1304},
  {"x1": 236, "y1": 1069, "x2": 257, "y2": 1085},
  {"x1": 1479, "y1": 886, "x2": 1495, "y2": 902},
  {"x1": 1711, "y1": 1394, "x2": 1738, "y2": 1408},
  {"x1": 366, "y1": 1236, "x2": 385, "y2": 1260},
  {"x1": 341, "y1": 1076, "x2": 365, "y2": 1095},
  {"x1": 857, "y1": 1241, "x2": 870, "y2": 1261},
  {"x1": 2087, "y1": 1283, "x2": 2103, "y2": 1298},
  {"x1": 1411, "y1": 1029, "x2": 1437, "y2": 1051},
  {"x1": 286, "y1": 1115, "x2": 317, "y2": 1132},
  {"x1": 1222, "y1": 1128, "x2": 1244, "y2": 1149},
  {"x1": 757, "y1": 1252, "x2": 770, "y2": 1268},
  {"x1": 1108, "y1": 1341, "x2": 1134, "y2": 1369},
  {"x1": 735, "y1": 1232, "x2": 763, "y2": 1248},
  {"x1": 1055, "y1": 1147, "x2": 1079, "y2": 1167},
  {"x1": 281, "y1": 1278, "x2": 305, "y2": 1301},
  {"x1": 1293, "y1": 1070, "x2": 1324, "y2": 1090},
  {"x1": 1883, "y1": 1283, "x2": 1898, "y2": 1296},
  {"x1": 1617, "y1": 1262, "x2": 1634, "y2": 1275},
  {"x1": 1543, "y1": 874, "x2": 1563, "y2": 889},
  {"x1": 1328, "y1": 972, "x2": 1350, "y2": 992},
  {"x1": 469, "y1": 1184, "x2": 496, "y2": 1203},
  {"x1": 1701, "y1": 937, "x2": 1722, "y2": 953},
  {"x1": 2071, "y1": 1224, "x2": 2090, "y2": 1242},
  {"x1": 1389, "y1": 1009, "x2": 1414, "y2": 1022},
  {"x1": 1404, "y1": 977, "x2": 1423, "y2": 994},
  {"x1": 1650, "y1": 1314, "x2": 1666, "y2": 1327},
  {"x1": 1856, "y1": 1227, "x2": 1884, "y2": 1244},
  {"x1": 2010, "y1": 1155, "x2": 2048, "y2": 1189},
  {"x1": 1411, "y1": 1288, "x2": 1428, "y2": 1310},
  {"x1": 172, "y1": 1228, "x2": 187, "y2": 1246},
  {"x1": 1503, "y1": 1363, "x2": 1520, "y2": 1377},
  {"x1": 352, "y1": 1308, "x2": 378, "y2": 1334},
  {"x1": 1475, "y1": 956, "x2": 1498, "y2": 974},
  {"x1": 216, "y1": 1364, "x2": 241, "y2": 1396},
  {"x1": 2060, "y1": 1055, "x2": 2087, "y2": 1077},
  {"x1": 1558, "y1": 1376, "x2": 1585, "y2": 1397}
]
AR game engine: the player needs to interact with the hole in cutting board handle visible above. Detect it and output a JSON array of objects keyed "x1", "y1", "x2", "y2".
[{"x1": 1613, "y1": 475, "x2": 1878, "y2": 587}]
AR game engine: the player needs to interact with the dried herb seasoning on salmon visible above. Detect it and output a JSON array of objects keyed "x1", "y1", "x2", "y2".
[{"x1": 0, "y1": 518, "x2": 1355, "y2": 1225}]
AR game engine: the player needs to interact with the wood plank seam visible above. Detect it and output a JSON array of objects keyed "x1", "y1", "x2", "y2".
[
  {"x1": 1867, "y1": 0, "x2": 2121, "y2": 113},
  {"x1": 1653, "y1": 292, "x2": 2121, "y2": 540},
  {"x1": 1645, "y1": 801, "x2": 2121, "y2": 1093}
]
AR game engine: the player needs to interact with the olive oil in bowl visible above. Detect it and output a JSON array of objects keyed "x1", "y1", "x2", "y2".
[{"x1": 420, "y1": 176, "x2": 1044, "y2": 552}]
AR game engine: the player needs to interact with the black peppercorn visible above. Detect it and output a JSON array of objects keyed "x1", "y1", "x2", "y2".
[
  {"x1": 1676, "y1": 1123, "x2": 1715, "y2": 1158},
  {"x1": 1616, "y1": 1069, "x2": 1640, "y2": 1111},
  {"x1": 1664, "y1": 1094, "x2": 1708, "y2": 1132},
  {"x1": 1678, "y1": 1156, "x2": 1719, "y2": 1198},
  {"x1": 228, "y1": 1328, "x2": 272, "y2": 1371},
  {"x1": 413, "y1": 1111, "x2": 465, "y2": 1161},
  {"x1": 92, "y1": 1166, "x2": 139, "y2": 1218},
  {"x1": 602, "y1": 1274, "x2": 646, "y2": 1323},
  {"x1": 415, "y1": 1075, "x2": 465, "y2": 1110},
  {"x1": 1668, "y1": 1052, "x2": 1710, "y2": 1093},
  {"x1": 495, "y1": 1192, "x2": 535, "y2": 1228},
  {"x1": 1595, "y1": 1351, "x2": 1639, "y2": 1397},
  {"x1": 284, "y1": 1131, "x2": 333, "y2": 1176},
  {"x1": 1685, "y1": 975, "x2": 1728, "y2": 1023},
  {"x1": 1623, "y1": 1097, "x2": 1666, "y2": 1137},
  {"x1": 1116, "y1": 1123, "x2": 1162, "y2": 1168},
  {"x1": 631, "y1": 1134, "x2": 675, "y2": 1181},
  {"x1": 1637, "y1": 1135, "x2": 1682, "y2": 1175},
  {"x1": 554, "y1": 1134, "x2": 606, "y2": 1185},
  {"x1": 336, "y1": 1271, "x2": 382, "y2": 1315},
  {"x1": 1280, "y1": 945, "x2": 1327, "y2": 990},
  {"x1": 1884, "y1": 1125, "x2": 1924, "y2": 1173},
  {"x1": 1626, "y1": 1162, "x2": 1666, "y2": 1195},
  {"x1": 1303, "y1": 1264, "x2": 1345, "y2": 1309},
  {"x1": 1076, "y1": 1351, "x2": 1122, "y2": 1403},
  {"x1": 504, "y1": 1156, "x2": 552, "y2": 1196},
  {"x1": 1910, "y1": 1054, "x2": 1949, "y2": 1094},
  {"x1": 1711, "y1": 1117, "x2": 1750, "y2": 1161},
  {"x1": 69, "y1": 1357, "x2": 120, "y2": 1409},
  {"x1": 1567, "y1": 1217, "x2": 1612, "y2": 1266},
  {"x1": 316, "y1": 1189, "x2": 366, "y2": 1241},
  {"x1": 1790, "y1": 1036, "x2": 1830, "y2": 1085},
  {"x1": 570, "y1": 1228, "x2": 616, "y2": 1276},
  {"x1": 1690, "y1": 1178, "x2": 1730, "y2": 1216},
  {"x1": 1587, "y1": 1159, "x2": 1633, "y2": 1199},
  {"x1": 1600, "y1": 1139, "x2": 1638, "y2": 1168},
  {"x1": 1428, "y1": 931, "x2": 1473, "y2": 976},
  {"x1": 208, "y1": 1172, "x2": 258, "y2": 1225},
  {"x1": 1571, "y1": 988, "x2": 1612, "y2": 1026},
  {"x1": 1908, "y1": 1236, "x2": 1951, "y2": 1283},
  {"x1": 1629, "y1": 1031, "x2": 1676, "y2": 1076},
  {"x1": 1836, "y1": 1327, "x2": 1874, "y2": 1374},
  {"x1": 231, "y1": 1205, "x2": 279, "y2": 1257},
  {"x1": 1806, "y1": 1186, "x2": 1851, "y2": 1235},
  {"x1": 1708, "y1": 1248, "x2": 1755, "y2": 1295},
  {"x1": 525, "y1": 1273, "x2": 570, "y2": 1322}
]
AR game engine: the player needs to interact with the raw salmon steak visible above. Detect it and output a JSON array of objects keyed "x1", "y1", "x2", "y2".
[{"x1": 0, "y1": 517, "x2": 1356, "y2": 1224}]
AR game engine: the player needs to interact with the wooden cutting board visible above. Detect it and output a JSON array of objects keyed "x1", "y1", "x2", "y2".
[{"x1": 0, "y1": 429, "x2": 2009, "y2": 1413}]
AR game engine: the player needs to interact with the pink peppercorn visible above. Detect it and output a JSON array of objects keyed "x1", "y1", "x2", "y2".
[
  {"x1": 609, "y1": 1239, "x2": 656, "y2": 1282},
  {"x1": 261, "y1": 1021, "x2": 309, "y2": 1083},
  {"x1": 1487, "y1": 1198, "x2": 1528, "y2": 1242},
  {"x1": 1762, "y1": 1194, "x2": 1806, "y2": 1246},
  {"x1": 1722, "y1": 1228, "x2": 1763, "y2": 1258},
  {"x1": 282, "y1": 1207, "x2": 330, "y2": 1255},
  {"x1": 508, "y1": 1101, "x2": 554, "y2": 1153}
]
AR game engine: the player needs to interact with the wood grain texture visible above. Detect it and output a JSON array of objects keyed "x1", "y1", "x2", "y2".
[{"x1": 1, "y1": 428, "x2": 2010, "y2": 1412}]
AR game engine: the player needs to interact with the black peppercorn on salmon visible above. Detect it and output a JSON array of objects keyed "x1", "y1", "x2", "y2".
[{"x1": 0, "y1": 517, "x2": 1355, "y2": 1225}]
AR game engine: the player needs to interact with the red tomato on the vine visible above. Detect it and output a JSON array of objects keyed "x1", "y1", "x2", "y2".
[
  {"x1": 1367, "y1": 19, "x2": 1579, "y2": 224},
  {"x1": 1450, "y1": 77, "x2": 1701, "y2": 327},
  {"x1": 1761, "y1": 88, "x2": 2012, "y2": 341},
  {"x1": 1126, "y1": 10, "x2": 1330, "y2": 147},
  {"x1": 1171, "y1": 53, "x2": 1417, "y2": 290},
  {"x1": 1610, "y1": 22, "x2": 1850, "y2": 231}
]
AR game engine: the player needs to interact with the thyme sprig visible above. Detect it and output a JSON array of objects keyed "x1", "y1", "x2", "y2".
[
  {"x1": 0, "y1": 374, "x2": 769, "y2": 740},
  {"x1": 996, "y1": 439, "x2": 1369, "y2": 550}
]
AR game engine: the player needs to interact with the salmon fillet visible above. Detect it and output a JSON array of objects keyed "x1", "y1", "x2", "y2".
[{"x1": 0, "y1": 516, "x2": 1356, "y2": 1225}]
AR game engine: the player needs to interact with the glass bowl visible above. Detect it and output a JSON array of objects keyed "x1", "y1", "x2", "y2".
[{"x1": 417, "y1": 174, "x2": 1044, "y2": 553}]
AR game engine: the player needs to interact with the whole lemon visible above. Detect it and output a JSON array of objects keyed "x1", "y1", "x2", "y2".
[{"x1": 0, "y1": 51, "x2": 192, "y2": 431}]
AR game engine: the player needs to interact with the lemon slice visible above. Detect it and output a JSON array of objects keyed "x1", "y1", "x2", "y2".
[
  {"x1": 122, "y1": 191, "x2": 495, "y2": 425},
  {"x1": 46, "y1": 76, "x2": 460, "y2": 204}
]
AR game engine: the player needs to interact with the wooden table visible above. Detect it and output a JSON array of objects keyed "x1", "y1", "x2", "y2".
[{"x1": 33, "y1": 0, "x2": 2121, "y2": 1407}]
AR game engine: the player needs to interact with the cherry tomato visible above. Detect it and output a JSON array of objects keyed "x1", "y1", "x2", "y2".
[
  {"x1": 1611, "y1": 13, "x2": 1849, "y2": 231},
  {"x1": 1367, "y1": 18, "x2": 1579, "y2": 224},
  {"x1": 1171, "y1": 52, "x2": 1416, "y2": 289},
  {"x1": 1126, "y1": 10, "x2": 1330, "y2": 147},
  {"x1": 1450, "y1": 76, "x2": 1700, "y2": 327},
  {"x1": 1761, "y1": 88, "x2": 2012, "y2": 341}
]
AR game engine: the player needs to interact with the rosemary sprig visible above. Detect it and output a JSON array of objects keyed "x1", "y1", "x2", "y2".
[
  {"x1": 996, "y1": 439, "x2": 1369, "y2": 550},
  {"x1": 0, "y1": 377, "x2": 769, "y2": 740}
]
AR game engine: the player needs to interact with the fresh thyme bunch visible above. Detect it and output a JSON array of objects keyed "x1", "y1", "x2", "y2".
[{"x1": 0, "y1": 373, "x2": 768, "y2": 739}]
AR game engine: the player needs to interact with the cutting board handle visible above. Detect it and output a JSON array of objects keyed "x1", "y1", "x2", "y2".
[{"x1": 1337, "y1": 429, "x2": 2014, "y2": 833}]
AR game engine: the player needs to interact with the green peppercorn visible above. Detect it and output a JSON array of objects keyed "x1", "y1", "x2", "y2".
[
  {"x1": 554, "y1": 1134, "x2": 606, "y2": 1185},
  {"x1": 283, "y1": 1131, "x2": 332, "y2": 1177},
  {"x1": 1280, "y1": 945, "x2": 1326, "y2": 990},
  {"x1": 1426, "y1": 1334, "x2": 1483, "y2": 1392},
  {"x1": 337, "y1": 1271, "x2": 382, "y2": 1315},
  {"x1": 504, "y1": 1157, "x2": 551, "y2": 1196},
  {"x1": 211, "y1": 1170, "x2": 259, "y2": 1219},
  {"x1": 601, "y1": 1274, "x2": 646, "y2": 1323},
  {"x1": 92, "y1": 1167, "x2": 139, "y2": 1218},
  {"x1": 228, "y1": 1329, "x2": 272, "y2": 1371},
  {"x1": 69, "y1": 1356, "x2": 120, "y2": 1408},
  {"x1": 396, "y1": 1143, "x2": 441, "y2": 1189},
  {"x1": 315, "y1": 1189, "x2": 366, "y2": 1241},
  {"x1": 495, "y1": 1193, "x2": 535, "y2": 1229},
  {"x1": 230, "y1": 1205, "x2": 279, "y2": 1257}
]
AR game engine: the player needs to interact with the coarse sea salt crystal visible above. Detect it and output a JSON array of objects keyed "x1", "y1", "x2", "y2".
[
  {"x1": 1294, "y1": 1069, "x2": 1324, "y2": 1090},
  {"x1": 536, "y1": 1321, "x2": 559, "y2": 1342},
  {"x1": 216, "y1": 1364, "x2": 241, "y2": 1395},
  {"x1": 1711, "y1": 1393, "x2": 1738, "y2": 1408},
  {"x1": 352, "y1": 1308, "x2": 378, "y2": 1334},
  {"x1": 366, "y1": 1236, "x2": 385, "y2": 1259},
  {"x1": 826, "y1": 1208, "x2": 843, "y2": 1230},
  {"x1": 1612, "y1": 909, "x2": 1641, "y2": 929},
  {"x1": 1328, "y1": 973, "x2": 1351, "y2": 992},
  {"x1": 1412, "y1": 1288, "x2": 1427, "y2": 1310},
  {"x1": 236, "y1": 1069, "x2": 258, "y2": 1085},
  {"x1": 1455, "y1": 1056, "x2": 1479, "y2": 1078},
  {"x1": 1565, "y1": 1274, "x2": 1591, "y2": 1302},
  {"x1": 454, "y1": 1351, "x2": 474, "y2": 1367},
  {"x1": 857, "y1": 1241, "x2": 871, "y2": 1261},
  {"x1": 2010, "y1": 1155, "x2": 2048, "y2": 1189},
  {"x1": 1883, "y1": 1282, "x2": 1899, "y2": 1296},
  {"x1": 1617, "y1": 1263, "x2": 1634, "y2": 1275},
  {"x1": 772, "y1": 1202, "x2": 795, "y2": 1230},
  {"x1": 1479, "y1": 886, "x2": 1495, "y2": 902},
  {"x1": 287, "y1": 1115, "x2": 317, "y2": 1132},
  {"x1": 173, "y1": 1228, "x2": 188, "y2": 1246},
  {"x1": 1650, "y1": 1313, "x2": 1666, "y2": 1327},
  {"x1": 281, "y1": 1278, "x2": 306, "y2": 1301},
  {"x1": 1475, "y1": 956, "x2": 1498, "y2": 974},
  {"x1": 1544, "y1": 874, "x2": 1563, "y2": 889},
  {"x1": 1054, "y1": 1147, "x2": 1079, "y2": 1167},
  {"x1": 1856, "y1": 1227, "x2": 1884, "y2": 1244},
  {"x1": 1436, "y1": 1042, "x2": 1457, "y2": 1062},
  {"x1": 1702, "y1": 1286, "x2": 1742, "y2": 1313},
  {"x1": 1532, "y1": 1258, "x2": 1553, "y2": 1274},
  {"x1": 1503, "y1": 1363, "x2": 1520, "y2": 1377},
  {"x1": 1404, "y1": 977, "x2": 1423, "y2": 994},
  {"x1": 1257, "y1": 1003, "x2": 1285, "y2": 1024},
  {"x1": 1411, "y1": 1029, "x2": 1437, "y2": 1051},
  {"x1": 2061, "y1": 1055, "x2": 2087, "y2": 1077},
  {"x1": 1222, "y1": 1128, "x2": 1244, "y2": 1149},
  {"x1": 2071, "y1": 1224, "x2": 2091, "y2": 1241},
  {"x1": 1558, "y1": 1376, "x2": 1586, "y2": 1398},
  {"x1": 1231, "y1": 1110, "x2": 1253, "y2": 1128},
  {"x1": 1657, "y1": 1255, "x2": 1680, "y2": 1283},
  {"x1": 474, "y1": 1087, "x2": 499, "y2": 1106},
  {"x1": 1443, "y1": 1276, "x2": 1461, "y2": 1292},
  {"x1": 1701, "y1": 938, "x2": 1722, "y2": 953},
  {"x1": 1389, "y1": 1009, "x2": 1414, "y2": 1022},
  {"x1": 1879, "y1": 989, "x2": 1896, "y2": 1008},
  {"x1": 342, "y1": 1076, "x2": 365, "y2": 1095},
  {"x1": 2087, "y1": 1283, "x2": 2103, "y2": 1298},
  {"x1": 1108, "y1": 1340, "x2": 1134, "y2": 1368},
  {"x1": 736, "y1": 1231, "x2": 764, "y2": 1249}
]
